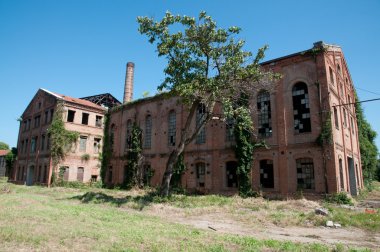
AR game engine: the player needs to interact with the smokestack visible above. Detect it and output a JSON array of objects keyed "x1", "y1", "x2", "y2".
[{"x1": 123, "y1": 62, "x2": 134, "y2": 103}]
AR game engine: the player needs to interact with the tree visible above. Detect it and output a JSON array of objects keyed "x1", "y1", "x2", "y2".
[
  {"x1": 0, "y1": 141, "x2": 9, "y2": 150},
  {"x1": 138, "y1": 11, "x2": 277, "y2": 196},
  {"x1": 5, "y1": 147, "x2": 17, "y2": 177},
  {"x1": 355, "y1": 92, "x2": 378, "y2": 185}
]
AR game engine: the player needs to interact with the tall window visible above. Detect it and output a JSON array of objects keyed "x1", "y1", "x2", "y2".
[
  {"x1": 296, "y1": 158, "x2": 315, "y2": 190},
  {"x1": 31, "y1": 136, "x2": 37, "y2": 153},
  {"x1": 225, "y1": 117, "x2": 235, "y2": 142},
  {"x1": 44, "y1": 110, "x2": 49, "y2": 124},
  {"x1": 260, "y1": 160, "x2": 274, "y2": 188},
  {"x1": 125, "y1": 120, "x2": 132, "y2": 150},
  {"x1": 343, "y1": 108, "x2": 347, "y2": 128},
  {"x1": 333, "y1": 107, "x2": 339, "y2": 129},
  {"x1": 168, "y1": 110, "x2": 176, "y2": 146},
  {"x1": 79, "y1": 136, "x2": 87, "y2": 152},
  {"x1": 292, "y1": 82, "x2": 311, "y2": 133},
  {"x1": 339, "y1": 158, "x2": 344, "y2": 190},
  {"x1": 257, "y1": 90, "x2": 272, "y2": 137},
  {"x1": 144, "y1": 115, "x2": 152, "y2": 149},
  {"x1": 41, "y1": 134, "x2": 45, "y2": 151},
  {"x1": 49, "y1": 109, "x2": 54, "y2": 123},
  {"x1": 329, "y1": 67, "x2": 334, "y2": 85},
  {"x1": 196, "y1": 104, "x2": 206, "y2": 144}
]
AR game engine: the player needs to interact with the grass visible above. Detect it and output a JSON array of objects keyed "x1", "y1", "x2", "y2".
[{"x1": 0, "y1": 177, "x2": 377, "y2": 251}]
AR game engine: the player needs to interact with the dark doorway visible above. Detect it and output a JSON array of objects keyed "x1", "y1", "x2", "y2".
[
  {"x1": 226, "y1": 161, "x2": 238, "y2": 188},
  {"x1": 347, "y1": 157, "x2": 357, "y2": 196},
  {"x1": 260, "y1": 160, "x2": 274, "y2": 188}
]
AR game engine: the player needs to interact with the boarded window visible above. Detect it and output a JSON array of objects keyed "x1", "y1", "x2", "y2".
[
  {"x1": 77, "y1": 167, "x2": 84, "y2": 182},
  {"x1": 168, "y1": 110, "x2": 176, "y2": 146},
  {"x1": 292, "y1": 82, "x2": 311, "y2": 133},
  {"x1": 195, "y1": 104, "x2": 206, "y2": 144},
  {"x1": 79, "y1": 136, "x2": 87, "y2": 152},
  {"x1": 260, "y1": 160, "x2": 274, "y2": 188},
  {"x1": 296, "y1": 158, "x2": 315, "y2": 190},
  {"x1": 82, "y1": 113, "x2": 89, "y2": 125},
  {"x1": 226, "y1": 161, "x2": 238, "y2": 188},
  {"x1": 144, "y1": 115, "x2": 152, "y2": 149},
  {"x1": 257, "y1": 90, "x2": 272, "y2": 137},
  {"x1": 196, "y1": 163, "x2": 206, "y2": 187},
  {"x1": 67, "y1": 110, "x2": 75, "y2": 122}
]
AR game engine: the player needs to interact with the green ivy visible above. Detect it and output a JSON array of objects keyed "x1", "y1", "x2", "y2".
[
  {"x1": 48, "y1": 101, "x2": 79, "y2": 168},
  {"x1": 316, "y1": 112, "x2": 333, "y2": 146},
  {"x1": 100, "y1": 113, "x2": 110, "y2": 184},
  {"x1": 123, "y1": 123, "x2": 143, "y2": 188},
  {"x1": 170, "y1": 153, "x2": 186, "y2": 187}
]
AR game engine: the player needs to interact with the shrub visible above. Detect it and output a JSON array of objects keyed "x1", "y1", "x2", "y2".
[{"x1": 325, "y1": 192, "x2": 353, "y2": 205}]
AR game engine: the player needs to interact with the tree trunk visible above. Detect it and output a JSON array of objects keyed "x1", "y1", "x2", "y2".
[{"x1": 160, "y1": 148, "x2": 182, "y2": 196}]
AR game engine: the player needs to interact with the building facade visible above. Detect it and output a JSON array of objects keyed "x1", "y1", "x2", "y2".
[
  {"x1": 10, "y1": 89, "x2": 116, "y2": 186},
  {"x1": 106, "y1": 42, "x2": 363, "y2": 196}
]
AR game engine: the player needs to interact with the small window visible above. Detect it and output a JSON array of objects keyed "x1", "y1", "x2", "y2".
[
  {"x1": 82, "y1": 113, "x2": 89, "y2": 125},
  {"x1": 77, "y1": 167, "x2": 84, "y2": 182},
  {"x1": 94, "y1": 138, "x2": 101, "y2": 153},
  {"x1": 79, "y1": 136, "x2": 87, "y2": 152},
  {"x1": 95, "y1": 116, "x2": 103, "y2": 127},
  {"x1": 91, "y1": 175, "x2": 97, "y2": 182},
  {"x1": 67, "y1": 110, "x2": 75, "y2": 123}
]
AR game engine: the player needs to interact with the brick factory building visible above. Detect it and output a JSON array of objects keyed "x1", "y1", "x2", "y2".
[{"x1": 11, "y1": 41, "x2": 363, "y2": 196}]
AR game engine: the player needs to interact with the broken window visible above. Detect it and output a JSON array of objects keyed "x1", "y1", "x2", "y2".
[
  {"x1": 257, "y1": 90, "x2": 272, "y2": 137},
  {"x1": 195, "y1": 104, "x2": 206, "y2": 144},
  {"x1": 339, "y1": 158, "x2": 344, "y2": 191},
  {"x1": 77, "y1": 167, "x2": 84, "y2": 182},
  {"x1": 226, "y1": 161, "x2": 238, "y2": 188},
  {"x1": 225, "y1": 117, "x2": 235, "y2": 142},
  {"x1": 196, "y1": 162, "x2": 206, "y2": 187},
  {"x1": 296, "y1": 158, "x2": 315, "y2": 190},
  {"x1": 67, "y1": 110, "x2": 75, "y2": 122},
  {"x1": 81, "y1": 112, "x2": 89, "y2": 125},
  {"x1": 292, "y1": 82, "x2": 311, "y2": 133},
  {"x1": 125, "y1": 120, "x2": 132, "y2": 150},
  {"x1": 79, "y1": 136, "x2": 87, "y2": 152},
  {"x1": 94, "y1": 138, "x2": 101, "y2": 154},
  {"x1": 168, "y1": 110, "x2": 176, "y2": 146},
  {"x1": 144, "y1": 115, "x2": 152, "y2": 149},
  {"x1": 95, "y1": 115, "x2": 103, "y2": 127},
  {"x1": 260, "y1": 159, "x2": 274, "y2": 188},
  {"x1": 334, "y1": 107, "x2": 339, "y2": 129}
]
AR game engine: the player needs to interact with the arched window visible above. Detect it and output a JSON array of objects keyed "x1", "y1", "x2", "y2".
[
  {"x1": 168, "y1": 110, "x2": 176, "y2": 146},
  {"x1": 144, "y1": 115, "x2": 152, "y2": 149},
  {"x1": 260, "y1": 159, "x2": 274, "y2": 188},
  {"x1": 196, "y1": 104, "x2": 206, "y2": 144},
  {"x1": 296, "y1": 158, "x2": 314, "y2": 190},
  {"x1": 292, "y1": 82, "x2": 311, "y2": 133},
  {"x1": 257, "y1": 90, "x2": 272, "y2": 137},
  {"x1": 125, "y1": 120, "x2": 132, "y2": 150}
]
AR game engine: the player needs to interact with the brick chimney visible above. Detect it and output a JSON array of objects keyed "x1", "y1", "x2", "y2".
[{"x1": 123, "y1": 62, "x2": 134, "y2": 103}]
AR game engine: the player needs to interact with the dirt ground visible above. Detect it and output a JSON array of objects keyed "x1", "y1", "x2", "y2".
[{"x1": 146, "y1": 196, "x2": 380, "y2": 250}]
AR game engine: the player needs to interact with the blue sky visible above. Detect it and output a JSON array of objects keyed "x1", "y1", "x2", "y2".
[{"x1": 1, "y1": 0, "x2": 379, "y2": 150}]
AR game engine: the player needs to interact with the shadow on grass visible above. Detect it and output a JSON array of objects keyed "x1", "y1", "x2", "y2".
[{"x1": 70, "y1": 191, "x2": 161, "y2": 210}]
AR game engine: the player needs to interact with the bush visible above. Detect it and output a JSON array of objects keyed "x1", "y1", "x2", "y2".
[{"x1": 325, "y1": 192, "x2": 353, "y2": 205}]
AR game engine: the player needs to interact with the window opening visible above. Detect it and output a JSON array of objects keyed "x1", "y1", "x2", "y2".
[
  {"x1": 79, "y1": 136, "x2": 87, "y2": 152},
  {"x1": 95, "y1": 115, "x2": 103, "y2": 127},
  {"x1": 225, "y1": 117, "x2": 235, "y2": 141},
  {"x1": 296, "y1": 158, "x2": 315, "y2": 190},
  {"x1": 196, "y1": 162, "x2": 206, "y2": 187},
  {"x1": 67, "y1": 110, "x2": 75, "y2": 122},
  {"x1": 82, "y1": 113, "x2": 89, "y2": 125},
  {"x1": 292, "y1": 82, "x2": 311, "y2": 133},
  {"x1": 226, "y1": 161, "x2": 238, "y2": 188},
  {"x1": 260, "y1": 160, "x2": 274, "y2": 188},
  {"x1": 168, "y1": 110, "x2": 176, "y2": 146},
  {"x1": 257, "y1": 90, "x2": 272, "y2": 137},
  {"x1": 77, "y1": 167, "x2": 84, "y2": 182},
  {"x1": 196, "y1": 104, "x2": 206, "y2": 144}
]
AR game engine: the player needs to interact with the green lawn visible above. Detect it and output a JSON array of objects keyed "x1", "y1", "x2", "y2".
[{"x1": 0, "y1": 178, "x2": 374, "y2": 251}]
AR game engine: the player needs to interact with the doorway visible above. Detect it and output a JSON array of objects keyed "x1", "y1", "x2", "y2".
[{"x1": 347, "y1": 157, "x2": 357, "y2": 196}]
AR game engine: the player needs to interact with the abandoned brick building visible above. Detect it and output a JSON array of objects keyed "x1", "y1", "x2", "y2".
[
  {"x1": 11, "y1": 89, "x2": 120, "y2": 186},
  {"x1": 11, "y1": 41, "x2": 363, "y2": 196},
  {"x1": 107, "y1": 42, "x2": 363, "y2": 196}
]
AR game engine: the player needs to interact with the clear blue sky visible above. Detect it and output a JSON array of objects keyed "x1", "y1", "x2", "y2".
[{"x1": 1, "y1": 0, "x2": 379, "y2": 150}]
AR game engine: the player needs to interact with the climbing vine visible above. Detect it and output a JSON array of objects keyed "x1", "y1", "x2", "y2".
[
  {"x1": 316, "y1": 112, "x2": 333, "y2": 146},
  {"x1": 123, "y1": 123, "x2": 143, "y2": 188},
  {"x1": 100, "y1": 113, "x2": 110, "y2": 183},
  {"x1": 48, "y1": 101, "x2": 79, "y2": 168}
]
